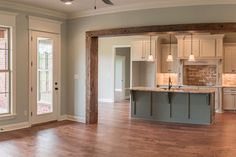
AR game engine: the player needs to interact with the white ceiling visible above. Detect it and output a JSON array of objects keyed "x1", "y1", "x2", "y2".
[{"x1": 4, "y1": 0, "x2": 236, "y2": 18}]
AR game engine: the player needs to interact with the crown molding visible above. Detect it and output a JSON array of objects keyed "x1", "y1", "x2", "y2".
[
  {"x1": 0, "y1": 0, "x2": 67, "y2": 19},
  {"x1": 68, "y1": 0, "x2": 236, "y2": 19}
]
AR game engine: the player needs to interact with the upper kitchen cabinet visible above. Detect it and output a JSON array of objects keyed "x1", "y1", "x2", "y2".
[
  {"x1": 176, "y1": 34, "x2": 224, "y2": 59},
  {"x1": 131, "y1": 37, "x2": 158, "y2": 61},
  {"x1": 177, "y1": 36, "x2": 200, "y2": 58},
  {"x1": 161, "y1": 44, "x2": 178, "y2": 73},
  {"x1": 224, "y1": 44, "x2": 236, "y2": 73}
]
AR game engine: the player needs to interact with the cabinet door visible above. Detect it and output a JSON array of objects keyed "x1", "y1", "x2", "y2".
[
  {"x1": 231, "y1": 51, "x2": 236, "y2": 73},
  {"x1": 224, "y1": 47, "x2": 232, "y2": 73},
  {"x1": 143, "y1": 40, "x2": 156, "y2": 60},
  {"x1": 183, "y1": 39, "x2": 200, "y2": 58},
  {"x1": 200, "y1": 39, "x2": 216, "y2": 57},
  {"x1": 131, "y1": 40, "x2": 144, "y2": 61},
  {"x1": 223, "y1": 94, "x2": 235, "y2": 110},
  {"x1": 224, "y1": 46, "x2": 236, "y2": 73}
]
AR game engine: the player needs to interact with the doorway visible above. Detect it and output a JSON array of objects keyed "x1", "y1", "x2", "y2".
[
  {"x1": 30, "y1": 31, "x2": 59, "y2": 125},
  {"x1": 114, "y1": 47, "x2": 131, "y2": 102}
]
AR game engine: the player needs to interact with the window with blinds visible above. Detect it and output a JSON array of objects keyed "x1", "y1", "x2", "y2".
[{"x1": 0, "y1": 28, "x2": 10, "y2": 115}]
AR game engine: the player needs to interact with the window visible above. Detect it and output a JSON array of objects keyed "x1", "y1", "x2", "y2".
[{"x1": 0, "y1": 27, "x2": 11, "y2": 115}]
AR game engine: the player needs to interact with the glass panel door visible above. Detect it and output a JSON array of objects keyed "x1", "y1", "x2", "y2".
[
  {"x1": 37, "y1": 38, "x2": 53, "y2": 115},
  {"x1": 31, "y1": 31, "x2": 59, "y2": 125}
]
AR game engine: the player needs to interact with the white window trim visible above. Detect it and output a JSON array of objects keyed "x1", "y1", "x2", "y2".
[{"x1": 0, "y1": 11, "x2": 17, "y2": 120}]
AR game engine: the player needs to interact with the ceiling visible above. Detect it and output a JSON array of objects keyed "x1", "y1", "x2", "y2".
[{"x1": 5, "y1": 0, "x2": 236, "y2": 18}]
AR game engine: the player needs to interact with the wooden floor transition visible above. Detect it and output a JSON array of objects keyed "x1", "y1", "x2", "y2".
[{"x1": 0, "y1": 101, "x2": 236, "y2": 157}]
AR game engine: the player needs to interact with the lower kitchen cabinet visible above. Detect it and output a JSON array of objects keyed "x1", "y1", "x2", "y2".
[
  {"x1": 223, "y1": 88, "x2": 236, "y2": 110},
  {"x1": 223, "y1": 94, "x2": 235, "y2": 110}
]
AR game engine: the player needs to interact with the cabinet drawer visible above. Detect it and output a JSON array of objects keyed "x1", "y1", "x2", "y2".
[{"x1": 223, "y1": 88, "x2": 236, "y2": 93}]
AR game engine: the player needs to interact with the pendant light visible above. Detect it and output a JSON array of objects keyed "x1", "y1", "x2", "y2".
[
  {"x1": 166, "y1": 34, "x2": 174, "y2": 62},
  {"x1": 148, "y1": 35, "x2": 154, "y2": 62},
  {"x1": 188, "y1": 33, "x2": 195, "y2": 61}
]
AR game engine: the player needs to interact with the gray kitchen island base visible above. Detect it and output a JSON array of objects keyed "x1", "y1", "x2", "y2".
[{"x1": 131, "y1": 90, "x2": 215, "y2": 125}]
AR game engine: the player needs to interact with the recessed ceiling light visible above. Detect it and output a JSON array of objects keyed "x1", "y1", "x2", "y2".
[{"x1": 61, "y1": 0, "x2": 74, "y2": 5}]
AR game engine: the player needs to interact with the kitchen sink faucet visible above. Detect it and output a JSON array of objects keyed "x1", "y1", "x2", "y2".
[{"x1": 168, "y1": 76, "x2": 172, "y2": 90}]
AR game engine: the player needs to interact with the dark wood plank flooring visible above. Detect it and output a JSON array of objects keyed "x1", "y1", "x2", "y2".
[{"x1": 0, "y1": 101, "x2": 236, "y2": 157}]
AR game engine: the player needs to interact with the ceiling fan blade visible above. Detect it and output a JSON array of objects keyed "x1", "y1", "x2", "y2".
[{"x1": 102, "y1": 0, "x2": 114, "y2": 5}]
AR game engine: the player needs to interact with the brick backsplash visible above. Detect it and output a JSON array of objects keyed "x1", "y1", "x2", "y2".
[
  {"x1": 157, "y1": 73, "x2": 178, "y2": 85},
  {"x1": 222, "y1": 74, "x2": 236, "y2": 85},
  {"x1": 183, "y1": 65, "x2": 217, "y2": 86}
]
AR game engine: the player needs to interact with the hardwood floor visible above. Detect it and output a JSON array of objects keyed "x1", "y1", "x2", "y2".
[{"x1": 1, "y1": 101, "x2": 236, "y2": 157}]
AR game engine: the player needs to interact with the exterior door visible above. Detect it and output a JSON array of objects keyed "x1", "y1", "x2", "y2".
[{"x1": 30, "y1": 31, "x2": 59, "y2": 125}]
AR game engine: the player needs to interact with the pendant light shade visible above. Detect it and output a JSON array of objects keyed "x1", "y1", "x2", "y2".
[
  {"x1": 148, "y1": 35, "x2": 154, "y2": 62},
  {"x1": 148, "y1": 54, "x2": 154, "y2": 61},
  {"x1": 167, "y1": 54, "x2": 173, "y2": 62},
  {"x1": 188, "y1": 33, "x2": 195, "y2": 62},
  {"x1": 166, "y1": 34, "x2": 173, "y2": 62},
  {"x1": 188, "y1": 54, "x2": 195, "y2": 61}
]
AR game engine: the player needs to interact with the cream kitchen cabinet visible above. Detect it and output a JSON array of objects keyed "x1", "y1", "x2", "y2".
[
  {"x1": 176, "y1": 34, "x2": 224, "y2": 59},
  {"x1": 223, "y1": 88, "x2": 236, "y2": 110},
  {"x1": 224, "y1": 44, "x2": 236, "y2": 73},
  {"x1": 200, "y1": 38, "x2": 216, "y2": 57},
  {"x1": 131, "y1": 39, "x2": 156, "y2": 61},
  {"x1": 161, "y1": 44, "x2": 178, "y2": 73}
]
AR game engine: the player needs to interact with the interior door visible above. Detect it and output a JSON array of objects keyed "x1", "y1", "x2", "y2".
[
  {"x1": 30, "y1": 31, "x2": 59, "y2": 125},
  {"x1": 114, "y1": 56, "x2": 126, "y2": 102}
]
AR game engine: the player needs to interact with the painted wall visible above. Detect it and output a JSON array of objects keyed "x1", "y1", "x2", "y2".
[
  {"x1": 98, "y1": 37, "x2": 132, "y2": 102},
  {"x1": 0, "y1": 10, "x2": 67, "y2": 126},
  {"x1": 67, "y1": 4, "x2": 236, "y2": 120}
]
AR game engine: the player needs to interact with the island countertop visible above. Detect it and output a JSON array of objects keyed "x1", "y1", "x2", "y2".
[{"x1": 130, "y1": 86, "x2": 216, "y2": 94}]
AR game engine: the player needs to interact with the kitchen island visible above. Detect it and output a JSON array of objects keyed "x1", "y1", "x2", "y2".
[{"x1": 130, "y1": 87, "x2": 215, "y2": 125}]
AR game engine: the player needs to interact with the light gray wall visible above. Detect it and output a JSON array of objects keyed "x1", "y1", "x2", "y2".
[
  {"x1": 67, "y1": 4, "x2": 236, "y2": 119},
  {"x1": 0, "y1": 9, "x2": 67, "y2": 126}
]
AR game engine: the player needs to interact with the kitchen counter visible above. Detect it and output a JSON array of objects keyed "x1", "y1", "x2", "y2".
[{"x1": 130, "y1": 87, "x2": 216, "y2": 94}]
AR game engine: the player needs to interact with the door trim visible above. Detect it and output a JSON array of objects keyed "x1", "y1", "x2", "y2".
[{"x1": 28, "y1": 30, "x2": 61, "y2": 125}]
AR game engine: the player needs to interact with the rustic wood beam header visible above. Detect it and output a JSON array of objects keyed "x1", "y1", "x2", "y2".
[{"x1": 86, "y1": 23, "x2": 236, "y2": 37}]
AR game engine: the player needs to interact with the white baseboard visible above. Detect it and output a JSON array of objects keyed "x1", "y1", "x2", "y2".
[
  {"x1": 0, "y1": 115, "x2": 86, "y2": 133},
  {"x1": 0, "y1": 122, "x2": 31, "y2": 133},
  {"x1": 58, "y1": 115, "x2": 68, "y2": 121},
  {"x1": 67, "y1": 115, "x2": 86, "y2": 123},
  {"x1": 58, "y1": 115, "x2": 86, "y2": 123},
  {"x1": 98, "y1": 98, "x2": 114, "y2": 103}
]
